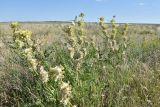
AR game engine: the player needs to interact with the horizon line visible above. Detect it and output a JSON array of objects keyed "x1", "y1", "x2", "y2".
[{"x1": 0, "y1": 20, "x2": 160, "y2": 25}]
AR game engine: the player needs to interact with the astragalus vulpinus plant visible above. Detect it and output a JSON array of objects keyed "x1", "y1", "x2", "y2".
[
  {"x1": 9, "y1": 22, "x2": 74, "y2": 106},
  {"x1": 64, "y1": 13, "x2": 88, "y2": 71},
  {"x1": 98, "y1": 16, "x2": 128, "y2": 65}
]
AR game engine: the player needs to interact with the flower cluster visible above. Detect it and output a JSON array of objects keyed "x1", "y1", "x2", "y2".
[
  {"x1": 99, "y1": 16, "x2": 119, "y2": 52},
  {"x1": 122, "y1": 23, "x2": 128, "y2": 48},
  {"x1": 14, "y1": 30, "x2": 32, "y2": 39},
  {"x1": 40, "y1": 66, "x2": 49, "y2": 83},
  {"x1": 49, "y1": 66, "x2": 72, "y2": 106},
  {"x1": 10, "y1": 22, "x2": 48, "y2": 83},
  {"x1": 98, "y1": 16, "x2": 129, "y2": 65},
  {"x1": 10, "y1": 22, "x2": 19, "y2": 32},
  {"x1": 23, "y1": 48, "x2": 37, "y2": 71},
  {"x1": 110, "y1": 17, "x2": 119, "y2": 52},
  {"x1": 59, "y1": 81, "x2": 72, "y2": 106},
  {"x1": 49, "y1": 66, "x2": 64, "y2": 81},
  {"x1": 99, "y1": 17, "x2": 108, "y2": 37},
  {"x1": 64, "y1": 13, "x2": 88, "y2": 70},
  {"x1": 121, "y1": 23, "x2": 129, "y2": 62}
]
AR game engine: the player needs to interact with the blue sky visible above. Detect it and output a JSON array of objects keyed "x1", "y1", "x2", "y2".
[{"x1": 0, "y1": 0, "x2": 159, "y2": 23}]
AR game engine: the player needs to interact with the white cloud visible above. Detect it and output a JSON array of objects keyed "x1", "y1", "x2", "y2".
[
  {"x1": 95, "y1": 0, "x2": 107, "y2": 2},
  {"x1": 95, "y1": 0, "x2": 103, "y2": 2},
  {"x1": 138, "y1": 2, "x2": 145, "y2": 6}
]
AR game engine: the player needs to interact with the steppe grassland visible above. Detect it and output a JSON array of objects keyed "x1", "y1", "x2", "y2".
[{"x1": 0, "y1": 14, "x2": 160, "y2": 107}]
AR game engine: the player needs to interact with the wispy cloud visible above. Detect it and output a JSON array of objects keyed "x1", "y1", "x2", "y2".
[
  {"x1": 138, "y1": 2, "x2": 145, "y2": 6},
  {"x1": 95, "y1": 0, "x2": 107, "y2": 2},
  {"x1": 95, "y1": 0, "x2": 103, "y2": 2}
]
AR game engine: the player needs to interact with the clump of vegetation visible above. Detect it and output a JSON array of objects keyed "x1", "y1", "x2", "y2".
[
  {"x1": 0, "y1": 13, "x2": 160, "y2": 107},
  {"x1": 1, "y1": 22, "x2": 74, "y2": 107}
]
